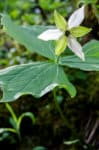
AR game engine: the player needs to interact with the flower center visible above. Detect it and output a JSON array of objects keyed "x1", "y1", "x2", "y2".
[{"x1": 65, "y1": 30, "x2": 70, "y2": 37}]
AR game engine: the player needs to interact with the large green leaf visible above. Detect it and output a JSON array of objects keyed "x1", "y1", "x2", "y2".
[
  {"x1": 60, "y1": 40, "x2": 99, "y2": 71},
  {"x1": 0, "y1": 62, "x2": 76, "y2": 102},
  {"x1": 1, "y1": 14, "x2": 55, "y2": 60}
]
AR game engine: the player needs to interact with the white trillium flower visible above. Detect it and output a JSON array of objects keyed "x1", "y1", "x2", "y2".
[{"x1": 38, "y1": 6, "x2": 91, "y2": 61}]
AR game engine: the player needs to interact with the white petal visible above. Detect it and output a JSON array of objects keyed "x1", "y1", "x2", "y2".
[
  {"x1": 68, "y1": 6, "x2": 85, "y2": 29},
  {"x1": 38, "y1": 29, "x2": 63, "y2": 41},
  {"x1": 68, "y1": 36, "x2": 85, "y2": 61}
]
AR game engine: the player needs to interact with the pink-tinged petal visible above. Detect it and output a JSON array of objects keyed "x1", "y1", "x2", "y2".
[
  {"x1": 68, "y1": 6, "x2": 85, "y2": 29},
  {"x1": 38, "y1": 29, "x2": 63, "y2": 41},
  {"x1": 68, "y1": 36, "x2": 85, "y2": 61}
]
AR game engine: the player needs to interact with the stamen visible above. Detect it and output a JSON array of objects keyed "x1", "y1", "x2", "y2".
[{"x1": 65, "y1": 30, "x2": 70, "y2": 36}]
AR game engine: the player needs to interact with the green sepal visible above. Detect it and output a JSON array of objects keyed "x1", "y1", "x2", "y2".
[
  {"x1": 70, "y1": 26, "x2": 92, "y2": 37},
  {"x1": 55, "y1": 36, "x2": 67, "y2": 56},
  {"x1": 54, "y1": 10, "x2": 67, "y2": 31}
]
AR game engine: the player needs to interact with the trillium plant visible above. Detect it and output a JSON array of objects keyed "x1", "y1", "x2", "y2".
[
  {"x1": 38, "y1": 6, "x2": 91, "y2": 61},
  {"x1": 0, "y1": 5, "x2": 99, "y2": 103}
]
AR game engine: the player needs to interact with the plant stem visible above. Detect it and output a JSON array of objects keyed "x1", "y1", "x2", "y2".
[
  {"x1": 53, "y1": 89, "x2": 70, "y2": 128},
  {"x1": 55, "y1": 55, "x2": 60, "y2": 64},
  {"x1": 5, "y1": 103, "x2": 18, "y2": 123},
  {"x1": 5, "y1": 103, "x2": 21, "y2": 140}
]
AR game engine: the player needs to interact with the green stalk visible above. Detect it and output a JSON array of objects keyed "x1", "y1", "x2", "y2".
[
  {"x1": 53, "y1": 89, "x2": 71, "y2": 128},
  {"x1": 55, "y1": 55, "x2": 60, "y2": 64},
  {"x1": 5, "y1": 103, "x2": 21, "y2": 140},
  {"x1": 5, "y1": 103, "x2": 18, "y2": 123}
]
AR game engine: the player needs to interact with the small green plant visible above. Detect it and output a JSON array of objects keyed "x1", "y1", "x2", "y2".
[{"x1": 0, "y1": 103, "x2": 35, "y2": 140}]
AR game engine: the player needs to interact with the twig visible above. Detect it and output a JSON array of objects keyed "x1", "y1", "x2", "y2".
[{"x1": 85, "y1": 118, "x2": 99, "y2": 144}]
